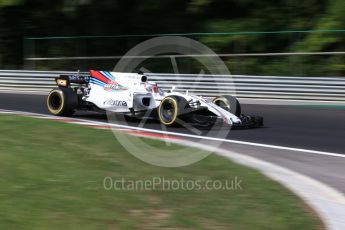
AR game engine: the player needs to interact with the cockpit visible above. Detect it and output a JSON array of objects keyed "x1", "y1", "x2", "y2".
[{"x1": 145, "y1": 82, "x2": 164, "y2": 95}]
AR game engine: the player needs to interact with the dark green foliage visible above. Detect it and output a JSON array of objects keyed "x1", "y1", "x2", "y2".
[{"x1": 0, "y1": 0, "x2": 344, "y2": 76}]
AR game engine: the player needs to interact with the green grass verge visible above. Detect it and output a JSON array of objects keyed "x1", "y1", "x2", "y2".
[{"x1": 0, "y1": 115, "x2": 323, "y2": 230}]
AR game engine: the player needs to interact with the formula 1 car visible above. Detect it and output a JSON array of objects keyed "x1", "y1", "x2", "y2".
[{"x1": 46, "y1": 70, "x2": 263, "y2": 128}]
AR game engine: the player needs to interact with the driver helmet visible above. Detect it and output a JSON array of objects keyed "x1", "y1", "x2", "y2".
[{"x1": 145, "y1": 82, "x2": 159, "y2": 93}]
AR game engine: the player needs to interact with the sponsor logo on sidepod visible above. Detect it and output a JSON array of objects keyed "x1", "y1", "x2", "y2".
[
  {"x1": 104, "y1": 99, "x2": 128, "y2": 107},
  {"x1": 104, "y1": 81, "x2": 128, "y2": 91}
]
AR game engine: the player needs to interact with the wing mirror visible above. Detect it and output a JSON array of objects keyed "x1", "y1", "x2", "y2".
[{"x1": 170, "y1": 86, "x2": 176, "y2": 93}]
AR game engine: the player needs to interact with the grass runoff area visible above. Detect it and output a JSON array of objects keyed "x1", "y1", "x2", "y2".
[{"x1": 0, "y1": 115, "x2": 323, "y2": 230}]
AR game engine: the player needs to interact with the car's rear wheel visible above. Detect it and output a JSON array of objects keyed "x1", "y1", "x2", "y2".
[
  {"x1": 158, "y1": 96, "x2": 189, "y2": 126},
  {"x1": 47, "y1": 87, "x2": 78, "y2": 116},
  {"x1": 158, "y1": 96, "x2": 179, "y2": 126},
  {"x1": 213, "y1": 95, "x2": 241, "y2": 116}
]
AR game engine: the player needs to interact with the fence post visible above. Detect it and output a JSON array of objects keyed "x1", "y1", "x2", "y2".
[{"x1": 23, "y1": 38, "x2": 35, "y2": 70}]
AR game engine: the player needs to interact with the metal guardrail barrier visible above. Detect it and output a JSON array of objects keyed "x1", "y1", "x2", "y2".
[{"x1": 0, "y1": 70, "x2": 345, "y2": 103}]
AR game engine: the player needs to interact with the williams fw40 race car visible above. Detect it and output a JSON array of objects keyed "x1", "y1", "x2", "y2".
[{"x1": 46, "y1": 70, "x2": 263, "y2": 128}]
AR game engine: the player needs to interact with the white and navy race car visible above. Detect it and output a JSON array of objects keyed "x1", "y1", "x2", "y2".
[{"x1": 46, "y1": 70, "x2": 263, "y2": 128}]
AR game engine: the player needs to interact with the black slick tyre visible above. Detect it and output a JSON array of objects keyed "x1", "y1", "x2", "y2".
[
  {"x1": 158, "y1": 96, "x2": 188, "y2": 126},
  {"x1": 213, "y1": 95, "x2": 241, "y2": 116},
  {"x1": 47, "y1": 87, "x2": 78, "y2": 116}
]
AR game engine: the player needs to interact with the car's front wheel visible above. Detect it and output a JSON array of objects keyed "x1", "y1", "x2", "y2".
[{"x1": 213, "y1": 95, "x2": 241, "y2": 116}]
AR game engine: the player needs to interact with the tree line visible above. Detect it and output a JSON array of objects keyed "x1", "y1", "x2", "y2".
[{"x1": 1, "y1": 0, "x2": 345, "y2": 76}]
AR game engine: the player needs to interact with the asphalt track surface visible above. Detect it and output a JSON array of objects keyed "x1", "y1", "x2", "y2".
[{"x1": 0, "y1": 92, "x2": 344, "y2": 154}]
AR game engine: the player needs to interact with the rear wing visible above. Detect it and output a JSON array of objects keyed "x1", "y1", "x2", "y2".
[{"x1": 55, "y1": 73, "x2": 90, "y2": 87}]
